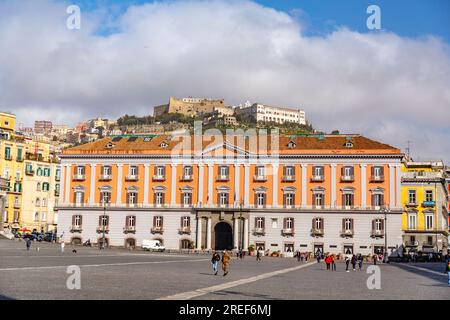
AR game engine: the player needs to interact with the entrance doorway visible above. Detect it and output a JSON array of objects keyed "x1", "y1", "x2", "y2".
[
  {"x1": 344, "y1": 245, "x2": 354, "y2": 255},
  {"x1": 314, "y1": 244, "x2": 324, "y2": 257},
  {"x1": 214, "y1": 222, "x2": 233, "y2": 250}
]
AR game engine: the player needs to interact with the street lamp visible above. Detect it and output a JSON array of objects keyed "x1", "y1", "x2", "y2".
[{"x1": 383, "y1": 206, "x2": 390, "y2": 263}]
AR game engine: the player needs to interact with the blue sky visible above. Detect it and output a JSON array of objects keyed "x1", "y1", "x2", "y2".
[{"x1": 70, "y1": 0, "x2": 450, "y2": 41}]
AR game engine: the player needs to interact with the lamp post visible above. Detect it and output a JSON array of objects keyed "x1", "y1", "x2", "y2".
[{"x1": 383, "y1": 206, "x2": 390, "y2": 263}]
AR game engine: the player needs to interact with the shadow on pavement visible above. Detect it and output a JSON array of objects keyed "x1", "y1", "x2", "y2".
[
  {"x1": 390, "y1": 263, "x2": 447, "y2": 283},
  {"x1": 209, "y1": 290, "x2": 283, "y2": 300},
  {"x1": 0, "y1": 294, "x2": 16, "y2": 300}
]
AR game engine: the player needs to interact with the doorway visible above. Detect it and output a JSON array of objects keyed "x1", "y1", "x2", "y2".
[{"x1": 214, "y1": 222, "x2": 233, "y2": 250}]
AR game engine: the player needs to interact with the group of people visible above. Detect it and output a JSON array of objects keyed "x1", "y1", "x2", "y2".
[
  {"x1": 211, "y1": 250, "x2": 231, "y2": 276},
  {"x1": 319, "y1": 251, "x2": 364, "y2": 272}
]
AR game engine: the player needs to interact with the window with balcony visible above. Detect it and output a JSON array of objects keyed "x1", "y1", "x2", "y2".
[
  {"x1": 312, "y1": 188, "x2": 325, "y2": 207},
  {"x1": 71, "y1": 215, "x2": 82, "y2": 231},
  {"x1": 124, "y1": 215, "x2": 136, "y2": 233},
  {"x1": 423, "y1": 190, "x2": 434, "y2": 206},
  {"x1": 182, "y1": 166, "x2": 193, "y2": 180},
  {"x1": 371, "y1": 219, "x2": 384, "y2": 237},
  {"x1": 371, "y1": 188, "x2": 384, "y2": 208},
  {"x1": 341, "y1": 218, "x2": 354, "y2": 237},
  {"x1": 100, "y1": 191, "x2": 111, "y2": 205},
  {"x1": 153, "y1": 166, "x2": 165, "y2": 180},
  {"x1": 311, "y1": 218, "x2": 324, "y2": 236},
  {"x1": 282, "y1": 217, "x2": 294, "y2": 236},
  {"x1": 179, "y1": 216, "x2": 191, "y2": 234},
  {"x1": 126, "y1": 166, "x2": 139, "y2": 181},
  {"x1": 254, "y1": 166, "x2": 266, "y2": 181},
  {"x1": 217, "y1": 166, "x2": 229, "y2": 181},
  {"x1": 283, "y1": 166, "x2": 295, "y2": 181},
  {"x1": 342, "y1": 190, "x2": 354, "y2": 208},
  {"x1": 152, "y1": 216, "x2": 164, "y2": 233},
  {"x1": 341, "y1": 166, "x2": 354, "y2": 181},
  {"x1": 311, "y1": 166, "x2": 324, "y2": 181},
  {"x1": 371, "y1": 166, "x2": 384, "y2": 181},
  {"x1": 100, "y1": 166, "x2": 112, "y2": 180}
]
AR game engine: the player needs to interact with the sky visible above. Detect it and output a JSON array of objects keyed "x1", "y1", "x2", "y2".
[{"x1": 0, "y1": 0, "x2": 449, "y2": 162}]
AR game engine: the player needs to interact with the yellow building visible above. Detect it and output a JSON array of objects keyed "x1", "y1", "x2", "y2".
[
  {"x1": 0, "y1": 112, "x2": 16, "y2": 132},
  {"x1": 401, "y1": 160, "x2": 449, "y2": 253}
]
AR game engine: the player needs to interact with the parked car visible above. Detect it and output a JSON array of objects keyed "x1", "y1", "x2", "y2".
[{"x1": 142, "y1": 239, "x2": 165, "y2": 252}]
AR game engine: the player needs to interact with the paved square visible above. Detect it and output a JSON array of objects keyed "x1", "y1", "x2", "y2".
[{"x1": 0, "y1": 239, "x2": 448, "y2": 300}]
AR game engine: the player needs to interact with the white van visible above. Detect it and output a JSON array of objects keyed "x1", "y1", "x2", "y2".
[{"x1": 142, "y1": 239, "x2": 165, "y2": 252}]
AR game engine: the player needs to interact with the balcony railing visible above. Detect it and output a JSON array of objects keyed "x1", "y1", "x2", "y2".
[
  {"x1": 370, "y1": 229, "x2": 384, "y2": 238},
  {"x1": 152, "y1": 175, "x2": 165, "y2": 181},
  {"x1": 281, "y1": 175, "x2": 295, "y2": 182},
  {"x1": 282, "y1": 228, "x2": 295, "y2": 236},
  {"x1": 151, "y1": 226, "x2": 164, "y2": 234},
  {"x1": 340, "y1": 175, "x2": 354, "y2": 182},
  {"x1": 216, "y1": 175, "x2": 230, "y2": 182},
  {"x1": 73, "y1": 174, "x2": 85, "y2": 181},
  {"x1": 55, "y1": 175, "x2": 60, "y2": 182},
  {"x1": 422, "y1": 201, "x2": 435, "y2": 207},
  {"x1": 311, "y1": 228, "x2": 324, "y2": 237},
  {"x1": 178, "y1": 227, "x2": 191, "y2": 234},
  {"x1": 99, "y1": 174, "x2": 112, "y2": 181},
  {"x1": 70, "y1": 225, "x2": 82, "y2": 233},
  {"x1": 310, "y1": 175, "x2": 324, "y2": 182},
  {"x1": 16, "y1": 157, "x2": 23, "y2": 162},
  {"x1": 4, "y1": 154, "x2": 12, "y2": 160},
  {"x1": 252, "y1": 228, "x2": 265, "y2": 236},
  {"x1": 340, "y1": 229, "x2": 354, "y2": 237},
  {"x1": 370, "y1": 175, "x2": 384, "y2": 182},
  {"x1": 123, "y1": 225, "x2": 136, "y2": 234},
  {"x1": 96, "y1": 226, "x2": 109, "y2": 234},
  {"x1": 13, "y1": 203, "x2": 21, "y2": 209},
  {"x1": 125, "y1": 174, "x2": 139, "y2": 181},
  {"x1": 253, "y1": 175, "x2": 267, "y2": 182},
  {"x1": 405, "y1": 202, "x2": 418, "y2": 207},
  {"x1": 25, "y1": 170, "x2": 34, "y2": 176},
  {"x1": 422, "y1": 241, "x2": 436, "y2": 247},
  {"x1": 404, "y1": 241, "x2": 418, "y2": 247},
  {"x1": 180, "y1": 175, "x2": 193, "y2": 181},
  {"x1": 54, "y1": 190, "x2": 60, "y2": 197}
]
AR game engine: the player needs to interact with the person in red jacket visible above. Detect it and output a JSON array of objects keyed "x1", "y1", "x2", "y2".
[{"x1": 325, "y1": 254, "x2": 332, "y2": 270}]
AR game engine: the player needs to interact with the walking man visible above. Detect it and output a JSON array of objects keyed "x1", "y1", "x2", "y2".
[
  {"x1": 373, "y1": 254, "x2": 378, "y2": 265},
  {"x1": 331, "y1": 254, "x2": 337, "y2": 271},
  {"x1": 211, "y1": 251, "x2": 221, "y2": 275},
  {"x1": 222, "y1": 250, "x2": 231, "y2": 276},
  {"x1": 25, "y1": 238, "x2": 32, "y2": 251},
  {"x1": 345, "y1": 253, "x2": 351, "y2": 272},
  {"x1": 256, "y1": 249, "x2": 262, "y2": 262},
  {"x1": 358, "y1": 254, "x2": 363, "y2": 270},
  {"x1": 351, "y1": 254, "x2": 357, "y2": 271}
]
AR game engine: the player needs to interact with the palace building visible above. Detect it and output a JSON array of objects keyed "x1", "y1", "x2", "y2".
[{"x1": 56, "y1": 133, "x2": 405, "y2": 256}]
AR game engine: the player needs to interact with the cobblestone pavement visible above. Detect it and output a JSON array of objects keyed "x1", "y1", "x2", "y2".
[{"x1": 1, "y1": 239, "x2": 448, "y2": 300}]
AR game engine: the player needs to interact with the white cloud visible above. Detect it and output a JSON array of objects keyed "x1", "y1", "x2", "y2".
[{"x1": 0, "y1": 0, "x2": 449, "y2": 162}]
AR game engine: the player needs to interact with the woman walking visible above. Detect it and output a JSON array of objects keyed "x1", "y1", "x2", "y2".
[
  {"x1": 211, "y1": 251, "x2": 221, "y2": 275},
  {"x1": 325, "y1": 254, "x2": 332, "y2": 270},
  {"x1": 221, "y1": 250, "x2": 231, "y2": 276},
  {"x1": 351, "y1": 254, "x2": 357, "y2": 271},
  {"x1": 357, "y1": 254, "x2": 363, "y2": 270},
  {"x1": 331, "y1": 254, "x2": 337, "y2": 271}
]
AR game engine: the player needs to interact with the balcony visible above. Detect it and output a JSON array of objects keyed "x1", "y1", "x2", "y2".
[
  {"x1": 54, "y1": 190, "x2": 60, "y2": 197},
  {"x1": 73, "y1": 174, "x2": 85, "y2": 181},
  {"x1": 179, "y1": 175, "x2": 193, "y2": 182},
  {"x1": 405, "y1": 240, "x2": 418, "y2": 247},
  {"x1": 281, "y1": 175, "x2": 295, "y2": 182},
  {"x1": 125, "y1": 174, "x2": 139, "y2": 181},
  {"x1": 422, "y1": 201, "x2": 435, "y2": 207},
  {"x1": 13, "y1": 203, "x2": 21, "y2": 209},
  {"x1": 216, "y1": 175, "x2": 230, "y2": 182},
  {"x1": 16, "y1": 157, "x2": 23, "y2": 162},
  {"x1": 151, "y1": 226, "x2": 164, "y2": 234},
  {"x1": 281, "y1": 228, "x2": 295, "y2": 236},
  {"x1": 340, "y1": 175, "x2": 354, "y2": 182},
  {"x1": 178, "y1": 227, "x2": 191, "y2": 235},
  {"x1": 340, "y1": 229, "x2": 354, "y2": 237},
  {"x1": 253, "y1": 175, "x2": 267, "y2": 182},
  {"x1": 405, "y1": 202, "x2": 418, "y2": 207},
  {"x1": 252, "y1": 228, "x2": 266, "y2": 236},
  {"x1": 310, "y1": 175, "x2": 324, "y2": 182},
  {"x1": 4, "y1": 154, "x2": 12, "y2": 161},
  {"x1": 70, "y1": 225, "x2": 82, "y2": 233},
  {"x1": 123, "y1": 225, "x2": 136, "y2": 234},
  {"x1": 152, "y1": 175, "x2": 165, "y2": 181},
  {"x1": 370, "y1": 175, "x2": 384, "y2": 182},
  {"x1": 96, "y1": 226, "x2": 109, "y2": 234},
  {"x1": 25, "y1": 170, "x2": 35, "y2": 176},
  {"x1": 370, "y1": 229, "x2": 384, "y2": 238},
  {"x1": 99, "y1": 174, "x2": 112, "y2": 181},
  {"x1": 422, "y1": 241, "x2": 436, "y2": 247},
  {"x1": 310, "y1": 228, "x2": 324, "y2": 237}
]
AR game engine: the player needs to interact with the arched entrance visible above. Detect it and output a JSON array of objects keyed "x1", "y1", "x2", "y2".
[{"x1": 214, "y1": 222, "x2": 233, "y2": 250}]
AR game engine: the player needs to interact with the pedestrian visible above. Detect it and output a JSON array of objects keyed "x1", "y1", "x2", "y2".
[
  {"x1": 351, "y1": 254, "x2": 357, "y2": 271},
  {"x1": 221, "y1": 249, "x2": 231, "y2": 276},
  {"x1": 211, "y1": 251, "x2": 221, "y2": 275},
  {"x1": 256, "y1": 249, "x2": 262, "y2": 262},
  {"x1": 345, "y1": 253, "x2": 351, "y2": 272},
  {"x1": 331, "y1": 254, "x2": 337, "y2": 271},
  {"x1": 325, "y1": 254, "x2": 331, "y2": 270},
  {"x1": 61, "y1": 241, "x2": 65, "y2": 253},
  {"x1": 373, "y1": 254, "x2": 378, "y2": 265},
  {"x1": 446, "y1": 260, "x2": 450, "y2": 286},
  {"x1": 316, "y1": 250, "x2": 321, "y2": 263},
  {"x1": 296, "y1": 250, "x2": 301, "y2": 262},
  {"x1": 357, "y1": 254, "x2": 363, "y2": 270},
  {"x1": 26, "y1": 238, "x2": 32, "y2": 251}
]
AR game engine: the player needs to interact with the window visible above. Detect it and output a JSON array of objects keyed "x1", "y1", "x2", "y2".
[
  {"x1": 256, "y1": 166, "x2": 265, "y2": 177},
  {"x1": 41, "y1": 212, "x2": 46, "y2": 221},
  {"x1": 34, "y1": 212, "x2": 39, "y2": 222},
  {"x1": 427, "y1": 236, "x2": 433, "y2": 246},
  {"x1": 76, "y1": 166, "x2": 85, "y2": 175},
  {"x1": 129, "y1": 165, "x2": 138, "y2": 177},
  {"x1": 155, "y1": 166, "x2": 165, "y2": 177},
  {"x1": 342, "y1": 193, "x2": 354, "y2": 207},
  {"x1": 42, "y1": 198, "x2": 47, "y2": 207},
  {"x1": 183, "y1": 166, "x2": 192, "y2": 177},
  {"x1": 373, "y1": 219, "x2": 384, "y2": 232},
  {"x1": 127, "y1": 192, "x2": 137, "y2": 204},
  {"x1": 314, "y1": 218, "x2": 324, "y2": 230},
  {"x1": 373, "y1": 166, "x2": 383, "y2": 177},
  {"x1": 284, "y1": 193, "x2": 295, "y2": 206},
  {"x1": 180, "y1": 239, "x2": 191, "y2": 249},
  {"x1": 219, "y1": 166, "x2": 229, "y2": 177},
  {"x1": 255, "y1": 193, "x2": 266, "y2": 207},
  {"x1": 271, "y1": 218, "x2": 278, "y2": 228},
  {"x1": 313, "y1": 166, "x2": 324, "y2": 176},
  {"x1": 255, "y1": 217, "x2": 265, "y2": 229},
  {"x1": 284, "y1": 166, "x2": 295, "y2": 176},
  {"x1": 284, "y1": 218, "x2": 294, "y2": 230},
  {"x1": 17, "y1": 148, "x2": 23, "y2": 161},
  {"x1": 155, "y1": 192, "x2": 165, "y2": 205},
  {"x1": 343, "y1": 218, "x2": 353, "y2": 231},
  {"x1": 313, "y1": 193, "x2": 324, "y2": 206},
  {"x1": 102, "y1": 165, "x2": 112, "y2": 176},
  {"x1": 153, "y1": 216, "x2": 163, "y2": 228},
  {"x1": 74, "y1": 191, "x2": 84, "y2": 204},
  {"x1": 36, "y1": 198, "x2": 41, "y2": 207},
  {"x1": 408, "y1": 213, "x2": 417, "y2": 230},
  {"x1": 218, "y1": 192, "x2": 229, "y2": 206},
  {"x1": 372, "y1": 193, "x2": 384, "y2": 207},
  {"x1": 425, "y1": 190, "x2": 433, "y2": 202},
  {"x1": 42, "y1": 182, "x2": 49, "y2": 192},
  {"x1": 425, "y1": 214, "x2": 433, "y2": 230},
  {"x1": 73, "y1": 215, "x2": 82, "y2": 226},
  {"x1": 408, "y1": 190, "x2": 417, "y2": 204},
  {"x1": 4, "y1": 146, "x2": 11, "y2": 159},
  {"x1": 100, "y1": 191, "x2": 111, "y2": 204},
  {"x1": 99, "y1": 215, "x2": 109, "y2": 227},
  {"x1": 182, "y1": 192, "x2": 192, "y2": 206},
  {"x1": 181, "y1": 216, "x2": 190, "y2": 228},
  {"x1": 126, "y1": 215, "x2": 136, "y2": 227},
  {"x1": 342, "y1": 166, "x2": 354, "y2": 177}
]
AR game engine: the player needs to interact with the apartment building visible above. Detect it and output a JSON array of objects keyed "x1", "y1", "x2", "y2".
[
  {"x1": 56, "y1": 134, "x2": 405, "y2": 256},
  {"x1": 235, "y1": 103, "x2": 306, "y2": 125},
  {"x1": 401, "y1": 161, "x2": 449, "y2": 253},
  {"x1": 34, "y1": 121, "x2": 53, "y2": 134}
]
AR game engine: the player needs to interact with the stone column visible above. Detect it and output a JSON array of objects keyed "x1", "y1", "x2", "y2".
[
  {"x1": 143, "y1": 163, "x2": 150, "y2": 205},
  {"x1": 208, "y1": 164, "x2": 213, "y2": 206},
  {"x1": 301, "y1": 164, "x2": 307, "y2": 208},
  {"x1": 243, "y1": 218, "x2": 249, "y2": 251},
  {"x1": 272, "y1": 164, "x2": 279, "y2": 208},
  {"x1": 64, "y1": 164, "x2": 71, "y2": 204},
  {"x1": 233, "y1": 217, "x2": 239, "y2": 249},
  {"x1": 360, "y1": 164, "x2": 367, "y2": 208},
  {"x1": 395, "y1": 164, "x2": 402, "y2": 209},
  {"x1": 330, "y1": 164, "x2": 336, "y2": 208},
  {"x1": 59, "y1": 165, "x2": 65, "y2": 204},
  {"x1": 89, "y1": 164, "x2": 96, "y2": 205},
  {"x1": 116, "y1": 164, "x2": 123, "y2": 205},
  {"x1": 234, "y1": 163, "x2": 240, "y2": 205},
  {"x1": 196, "y1": 216, "x2": 203, "y2": 250},
  {"x1": 198, "y1": 164, "x2": 204, "y2": 205},
  {"x1": 389, "y1": 164, "x2": 395, "y2": 209},
  {"x1": 206, "y1": 217, "x2": 212, "y2": 250}
]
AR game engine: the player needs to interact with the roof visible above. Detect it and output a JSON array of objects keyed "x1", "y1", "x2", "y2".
[{"x1": 62, "y1": 134, "x2": 401, "y2": 156}]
